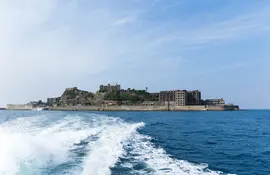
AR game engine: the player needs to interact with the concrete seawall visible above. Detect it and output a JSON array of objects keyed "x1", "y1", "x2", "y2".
[
  {"x1": 5, "y1": 104, "x2": 239, "y2": 111},
  {"x1": 6, "y1": 104, "x2": 33, "y2": 110},
  {"x1": 51, "y1": 105, "x2": 239, "y2": 111}
]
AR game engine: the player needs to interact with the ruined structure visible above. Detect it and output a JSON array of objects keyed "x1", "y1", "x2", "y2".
[
  {"x1": 187, "y1": 90, "x2": 201, "y2": 105},
  {"x1": 203, "y1": 99, "x2": 225, "y2": 106},
  {"x1": 99, "y1": 84, "x2": 121, "y2": 92},
  {"x1": 159, "y1": 90, "x2": 201, "y2": 106}
]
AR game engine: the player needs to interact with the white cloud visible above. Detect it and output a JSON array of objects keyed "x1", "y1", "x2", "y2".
[{"x1": 112, "y1": 16, "x2": 136, "y2": 26}]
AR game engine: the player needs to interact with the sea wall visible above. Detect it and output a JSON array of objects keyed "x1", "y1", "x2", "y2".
[
  {"x1": 52, "y1": 105, "x2": 167, "y2": 111},
  {"x1": 51, "y1": 105, "x2": 238, "y2": 111},
  {"x1": 6, "y1": 104, "x2": 32, "y2": 110},
  {"x1": 5, "y1": 104, "x2": 239, "y2": 111},
  {"x1": 171, "y1": 105, "x2": 207, "y2": 111},
  {"x1": 206, "y1": 105, "x2": 239, "y2": 111}
]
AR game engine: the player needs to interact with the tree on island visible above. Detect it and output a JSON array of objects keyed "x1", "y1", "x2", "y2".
[{"x1": 104, "y1": 89, "x2": 157, "y2": 104}]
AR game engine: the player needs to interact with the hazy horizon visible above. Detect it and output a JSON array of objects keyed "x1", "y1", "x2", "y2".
[{"x1": 1, "y1": 0, "x2": 269, "y2": 109}]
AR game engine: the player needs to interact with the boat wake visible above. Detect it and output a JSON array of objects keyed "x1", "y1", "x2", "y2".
[{"x1": 0, "y1": 113, "x2": 232, "y2": 175}]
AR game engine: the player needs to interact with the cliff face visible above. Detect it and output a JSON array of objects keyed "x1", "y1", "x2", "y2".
[{"x1": 58, "y1": 87, "x2": 95, "y2": 106}]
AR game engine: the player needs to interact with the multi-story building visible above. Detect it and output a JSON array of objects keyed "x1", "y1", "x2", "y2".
[
  {"x1": 159, "y1": 90, "x2": 202, "y2": 106},
  {"x1": 159, "y1": 91, "x2": 175, "y2": 104},
  {"x1": 99, "y1": 84, "x2": 121, "y2": 92},
  {"x1": 203, "y1": 98, "x2": 225, "y2": 106},
  {"x1": 47, "y1": 98, "x2": 57, "y2": 106},
  {"x1": 159, "y1": 90, "x2": 188, "y2": 106},
  {"x1": 187, "y1": 90, "x2": 201, "y2": 105},
  {"x1": 175, "y1": 90, "x2": 188, "y2": 106}
]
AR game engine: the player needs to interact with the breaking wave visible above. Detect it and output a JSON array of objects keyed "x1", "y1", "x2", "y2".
[{"x1": 0, "y1": 113, "x2": 232, "y2": 175}]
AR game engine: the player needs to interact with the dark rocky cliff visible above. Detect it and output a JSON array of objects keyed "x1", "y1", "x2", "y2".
[{"x1": 58, "y1": 87, "x2": 95, "y2": 106}]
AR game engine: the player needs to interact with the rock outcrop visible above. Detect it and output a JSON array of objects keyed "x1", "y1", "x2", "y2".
[{"x1": 58, "y1": 87, "x2": 95, "y2": 106}]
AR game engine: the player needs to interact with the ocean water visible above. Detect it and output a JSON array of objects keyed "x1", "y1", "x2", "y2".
[{"x1": 0, "y1": 110, "x2": 269, "y2": 175}]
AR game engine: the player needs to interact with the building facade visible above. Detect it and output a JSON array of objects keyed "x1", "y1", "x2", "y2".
[
  {"x1": 47, "y1": 98, "x2": 57, "y2": 106},
  {"x1": 187, "y1": 90, "x2": 201, "y2": 105},
  {"x1": 175, "y1": 90, "x2": 188, "y2": 106},
  {"x1": 159, "y1": 91, "x2": 175, "y2": 104},
  {"x1": 159, "y1": 90, "x2": 189, "y2": 106},
  {"x1": 100, "y1": 84, "x2": 121, "y2": 92},
  {"x1": 203, "y1": 98, "x2": 225, "y2": 106}
]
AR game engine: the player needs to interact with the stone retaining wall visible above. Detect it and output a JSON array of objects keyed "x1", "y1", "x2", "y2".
[
  {"x1": 5, "y1": 104, "x2": 238, "y2": 111},
  {"x1": 52, "y1": 105, "x2": 225, "y2": 111}
]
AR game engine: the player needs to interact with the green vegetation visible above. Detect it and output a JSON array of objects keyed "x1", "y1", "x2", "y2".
[
  {"x1": 104, "y1": 90, "x2": 156, "y2": 103},
  {"x1": 104, "y1": 91, "x2": 120, "y2": 101},
  {"x1": 64, "y1": 89, "x2": 77, "y2": 99}
]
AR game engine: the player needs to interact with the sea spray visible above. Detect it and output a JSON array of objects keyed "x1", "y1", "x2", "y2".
[
  {"x1": 81, "y1": 122, "x2": 144, "y2": 175},
  {"x1": 0, "y1": 111, "x2": 235, "y2": 175}
]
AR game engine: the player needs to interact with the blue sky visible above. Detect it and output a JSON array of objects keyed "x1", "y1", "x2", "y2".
[{"x1": 0, "y1": 0, "x2": 269, "y2": 109}]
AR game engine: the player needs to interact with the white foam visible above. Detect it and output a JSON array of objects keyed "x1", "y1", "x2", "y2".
[
  {"x1": 123, "y1": 133, "x2": 232, "y2": 175},
  {"x1": 0, "y1": 115, "x2": 103, "y2": 175},
  {"x1": 0, "y1": 113, "x2": 234, "y2": 175},
  {"x1": 81, "y1": 121, "x2": 144, "y2": 175}
]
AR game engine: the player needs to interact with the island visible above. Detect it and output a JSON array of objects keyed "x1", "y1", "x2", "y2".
[{"x1": 6, "y1": 84, "x2": 239, "y2": 111}]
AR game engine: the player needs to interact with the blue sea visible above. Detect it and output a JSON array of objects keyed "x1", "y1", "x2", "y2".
[{"x1": 0, "y1": 110, "x2": 269, "y2": 175}]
